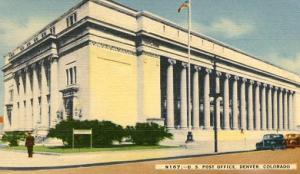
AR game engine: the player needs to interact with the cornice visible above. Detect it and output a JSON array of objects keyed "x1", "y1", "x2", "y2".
[{"x1": 89, "y1": 41, "x2": 136, "y2": 56}]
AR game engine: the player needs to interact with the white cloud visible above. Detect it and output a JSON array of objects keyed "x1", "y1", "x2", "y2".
[
  {"x1": 0, "y1": 16, "x2": 52, "y2": 50},
  {"x1": 265, "y1": 52, "x2": 300, "y2": 74},
  {"x1": 179, "y1": 18, "x2": 254, "y2": 38},
  {"x1": 209, "y1": 18, "x2": 254, "y2": 38}
]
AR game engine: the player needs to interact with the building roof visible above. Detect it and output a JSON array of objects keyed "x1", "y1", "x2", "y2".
[{"x1": 3, "y1": 0, "x2": 300, "y2": 78}]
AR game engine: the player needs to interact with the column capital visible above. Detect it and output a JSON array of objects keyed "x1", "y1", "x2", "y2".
[
  {"x1": 193, "y1": 65, "x2": 201, "y2": 71},
  {"x1": 278, "y1": 87, "x2": 283, "y2": 92},
  {"x1": 30, "y1": 63, "x2": 37, "y2": 69},
  {"x1": 256, "y1": 82, "x2": 261, "y2": 86},
  {"x1": 204, "y1": 68, "x2": 212, "y2": 74},
  {"x1": 51, "y1": 55, "x2": 59, "y2": 62},
  {"x1": 249, "y1": 80, "x2": 254, "y2": 85},
  {"x1": 241, "y1": 77, "x2": 247, "y2": 83},
  {"x1": 269, "y1": 84, "x2": 273, "y2": 89},
  {"x1": 167, "y1": 58, "x2": 176, "y2": 65},
  {"x1": 182, "y1": 62, "x2": 188, "y2": 68},
  {"x1": 224, "y1": 73, "x2": 231, "y2": 79},
  {"x1": 262, "y1": 83, "x2": 267, "y2": 88},
  {"x1": 12, "y1": 72, "x2": 18, "y2": 78},
  {"x1": 24, "y1": 66, "x2": 31, "y2": 73},
  {"x1": 39, "y1": 59, "x2": 46, "y2": 66},
  {"x1": 274, "y1": 86, "x2": 279, "y2": 90},
  {"x1": 216, "y1": 71, "x2": 222, "y2": 77},
  {"x1": 233, "y1": 75, "x2": 239, "y2": 81},
  {"x1": 16, "y1": 69, "x2": 23, "y2": 75}
]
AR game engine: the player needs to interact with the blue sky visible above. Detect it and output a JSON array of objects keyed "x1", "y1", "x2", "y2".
[{"x1": 0, "y1": 0, "x2": 300, "y2": 114}]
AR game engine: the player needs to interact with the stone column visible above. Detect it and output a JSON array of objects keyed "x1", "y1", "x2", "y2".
[
  {"x1": 273, "y1": 87, "x2": 278, "y2": 130},
  {"x1": 50, "y1": 56, "x2": 59, "y2": 128},
  {"x1": 248, "y1": 80, "x2": 254, "y2": 130},
  {"x1": 283, "y1": 89, "x2": 288, "y2": 130},
  {"x1": 31, "y1": 63, "x2": 40, "y2": 127},
  {"x1": 180, "y1": 63, "x2": 188, "y2": 129},
  {"x1": 192, "y1": 66, "x2": 201, "y2": 129},
  {"x1": 12, "y1": 74, "x2": 19, "y2": 130},
  {"x1": 291, "y1": 92, "x2": 295, "y2": 130},
  {"x1": 254, "y1": 82, "x2": 261, "y2": 130},
  {"x1": 223, "y1": 73, "x2": 231, "y2": 129},
  {"x1": 278, "y1": 88, "x2": 283, "y2": 130},
  {"x1": 267, "y1": 85, "x2": 273, "y2": 130},
  {"x1": 288, "y1": 91, "x2": 294, "y2": 130},
  {"x1": 203, "y1": 68, "x2": 211, "y2": 129},
  {"x1": 232, "y1": 76, "x2": 239, "y2": 130},
  {"x1": 167, "y1": 59, "x2": 176, "y2": 128},
  {"x1": 19, "y1": 70, "x2": 25, "y2": 130},
  {"x1": 40, "y1": 60, "x2": 49, "y2": 129},
  {"x1": 261, "y1": 83, "x2": 267, "y2": 130},
  {"x1": 25, "y1": 68, "x2": 32, "y2": 130},
  {"x1": 215, "y1": 72, "x2": 222, "y2": 129},
  {"x1": 240, "y1": 78, "x2": 247, "y2": 130}
]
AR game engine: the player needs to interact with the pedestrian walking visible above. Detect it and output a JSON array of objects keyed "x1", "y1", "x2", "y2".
[{"x1": 25, "y1": 132, "x2": 35, "y2": 158}]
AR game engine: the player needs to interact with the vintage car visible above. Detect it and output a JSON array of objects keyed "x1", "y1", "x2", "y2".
[
  {"x1": 285, "y1": 134, "x2": 300, "y2": 148},
  {"x1": 256, "y1": 134, "x2": 286, "y2": 150}
]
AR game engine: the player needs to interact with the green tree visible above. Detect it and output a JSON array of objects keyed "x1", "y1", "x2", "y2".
[
  {"x1": 126, "y1": 122, "x2": 173, "y2": 145},
  {"x1": 1, "y1": 131, "x2": 26, "y2": 146},
  {"x1": 47, "y1": 119, "x2": 125, "y2": 147}
]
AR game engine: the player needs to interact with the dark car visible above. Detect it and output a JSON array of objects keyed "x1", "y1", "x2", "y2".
[{"x1": 256, "y1": 134, "x2": 286, "y2": 150}]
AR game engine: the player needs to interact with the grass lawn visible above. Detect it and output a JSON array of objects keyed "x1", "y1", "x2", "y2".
[{"x1": 4, "y1": 145, "x2": 177, "y2": 154}]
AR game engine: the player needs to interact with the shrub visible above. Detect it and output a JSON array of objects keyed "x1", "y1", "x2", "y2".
[
  {"x1": 126, "y1": 122, "x2": 173, "y2": 145},
  {"x1": 1, "y1": 131, "x2": 26, "y2": 146},
  {"x1": 47, "y1": 119, "x2": 125, "y2": 147}
]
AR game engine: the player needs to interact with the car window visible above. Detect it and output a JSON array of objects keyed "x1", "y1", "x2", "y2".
[{"x1": 263, "y1": 134, "x2": 283, "y2": 139}]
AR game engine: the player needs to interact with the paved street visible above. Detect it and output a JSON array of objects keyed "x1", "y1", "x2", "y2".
[{"x1": 1, "y1": 148, "x2": 299, "y2": 174}]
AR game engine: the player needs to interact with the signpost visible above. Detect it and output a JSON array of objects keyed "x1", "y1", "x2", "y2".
[{"x1": 72, "y1": 129, "x2": 93, "y2": 149}]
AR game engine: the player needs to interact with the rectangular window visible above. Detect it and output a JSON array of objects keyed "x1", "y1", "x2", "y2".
[
  {"x1": 34, "y1": 37, "x2": 38, "y2": 43},
  {"x1": 66, "y1": 17, "x2": 70, "y2": 27},
  {"x1": 66, "y1": 12, "x2": 77, "y2": 27},
  {"x1": 74, "y1": 67, "x2": 77, "y2": 84},
  {"x1": 50, "y1": 26, "x2": 56, "y2": 35},
  {"x1": 66, "y1": 66, "x2": 77, "y2": 86},
  {"x1": 70, "y1": 68, "x2": 73, "y2": 85},
  {"x1": 66, "y1": 69, "x2": 69, "y2": 85},
  {"x1": 38, "y1": 97, "x2": 41, "y2": 123},
  {"x1": 41, "y1": 32, "x2": 47, "y2": 38}
]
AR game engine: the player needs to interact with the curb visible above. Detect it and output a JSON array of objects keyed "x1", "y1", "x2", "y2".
[{"x1": 0, "y1": 149, "x2": 256, "y2": 171}]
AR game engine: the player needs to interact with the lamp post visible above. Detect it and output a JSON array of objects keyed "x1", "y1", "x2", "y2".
[{"x1": 211, "y1": 57, "x2": 221, "y2": 153}]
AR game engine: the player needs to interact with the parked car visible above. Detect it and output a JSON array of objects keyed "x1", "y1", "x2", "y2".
[
  {"x1": 285, "y1": 134, "x2": 300, "y2": 148},
  {"x1": 256, "y1": 134, "x2": 286, "y2": 150}
]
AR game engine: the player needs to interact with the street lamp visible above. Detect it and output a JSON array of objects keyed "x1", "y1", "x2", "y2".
[{"x1": 210, "y1": 57, "x2": 221, "y2": 153}]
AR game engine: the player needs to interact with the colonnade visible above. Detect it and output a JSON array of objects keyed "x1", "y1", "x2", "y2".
[
  {"x1": 9, "y1": 56, "x2": 59, "y2": 131},
  {"x1": 165, "y1": 58, "x2": 296, "y2": 131}
]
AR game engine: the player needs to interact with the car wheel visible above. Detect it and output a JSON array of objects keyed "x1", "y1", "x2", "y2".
[{"x1": 271, "y1": 146, "x2": 275, "y2": 151}]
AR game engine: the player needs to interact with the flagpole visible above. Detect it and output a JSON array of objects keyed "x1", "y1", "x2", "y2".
[{"x1": 187, "y1": 0, "x2": 192, "y2": 130}]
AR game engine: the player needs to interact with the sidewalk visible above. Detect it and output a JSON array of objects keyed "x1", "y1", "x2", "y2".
[{"x1": 0, "y1": 144, "x2": 255, "y2": 170}]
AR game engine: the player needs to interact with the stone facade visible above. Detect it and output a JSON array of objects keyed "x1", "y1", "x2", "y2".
[{"x1": 2, "y1": 0, "x2": 300, "y2": 144}]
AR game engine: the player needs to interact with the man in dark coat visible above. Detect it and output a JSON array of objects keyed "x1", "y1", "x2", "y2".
[{"x1": 25, "y1": 132, "x2": 35, "y2": 158}]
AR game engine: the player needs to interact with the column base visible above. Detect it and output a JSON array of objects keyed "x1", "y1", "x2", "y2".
[
  {"x1": 222, "y1": 127, "x2": 231, "y2": 130},
  {"x1": 203, "y1": 127, "x2": 213, "y2": 130}
]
